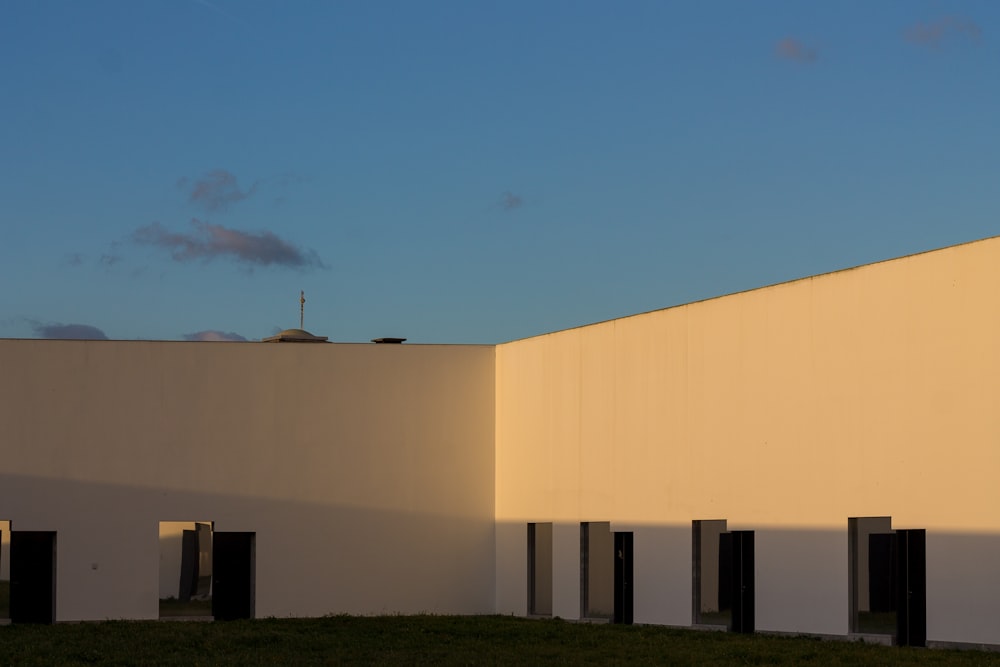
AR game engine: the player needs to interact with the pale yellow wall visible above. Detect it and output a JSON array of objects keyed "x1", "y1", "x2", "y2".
[
  {"x1": 495, "y1": 236, "x2": 1000, "y2": 643},
  {"x1": 0, "y1": 341, "x2": 495, "y2": 621}
]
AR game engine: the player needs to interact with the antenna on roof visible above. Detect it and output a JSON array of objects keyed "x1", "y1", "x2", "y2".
[{"x1": 299, "y1": 290, "x2": 305, "y2": 329}]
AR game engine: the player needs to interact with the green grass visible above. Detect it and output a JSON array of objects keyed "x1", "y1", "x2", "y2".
[{"x1": 0, "y1": 616, "x2": 998, "y2": 666}]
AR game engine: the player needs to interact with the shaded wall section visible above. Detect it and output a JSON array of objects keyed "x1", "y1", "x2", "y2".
[{"x1": 0, "y1": 340, "x2": 495, "y2": 621}]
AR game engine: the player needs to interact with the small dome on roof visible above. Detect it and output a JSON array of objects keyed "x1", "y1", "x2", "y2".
[{"x1": 261, "y1": 328, "x2": 329, "y2": 343}]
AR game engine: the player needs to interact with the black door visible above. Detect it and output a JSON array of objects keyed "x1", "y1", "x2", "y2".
[
  {"x1": 212, "y1": 532, "x2": 255, "y2": 620},
  {"x1": 895, "y1": 529, "x2": 926, "y2": 647},
  {"x1": 613, "y1": 532, "x2": 633, "y2": 624},
  {"x1": 10, "y1": 531, "x2": 56, "y2": 624},
  {"x1": 868, "y1": 533, "x2": 896, "y2": 614},
  {"x1": 717, "y1": 532, "x2": 733, "y2": 613},
  {"x1": 178, "y1": 529, "x2": 199, "y2": 602},
  {"x1": 730, "y1": 530, "x2": 754, "y2": 634}
]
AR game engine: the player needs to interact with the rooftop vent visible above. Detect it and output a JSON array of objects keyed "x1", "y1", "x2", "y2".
[
  {"x1": 371, "y1": 337, "x2": 406, "y2": 344},
  {"x1": 262, "y1": 329, "x2": 329, "y2": 343}
]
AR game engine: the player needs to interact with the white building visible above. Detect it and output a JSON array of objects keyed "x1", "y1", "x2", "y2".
[{"x1": 1, "y1": 236, "x2": 999, "y2": 649}]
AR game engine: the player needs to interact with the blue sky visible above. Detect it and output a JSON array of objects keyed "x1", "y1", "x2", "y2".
[{"x1": 2, "y1": 1, "x2": 997, "y2": 343}]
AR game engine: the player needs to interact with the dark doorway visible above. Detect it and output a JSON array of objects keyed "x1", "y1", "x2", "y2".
[
  {"x1": 868, "y1": 533, "x2": 896, "y2": 614},
  {"x1": 580, "y1": 522, "x2": 614, "y2": 620},
  {"x1": 527, "y1": 523, "x2": 553, "y2": 616},
  {"x1": 212, "y1": 532, "x2": 255, "y2": 620},
  {"x1": 895, "y1": 529, "x2": 926, "y2": 647},
  {"x1": 848, "y1": 517, "x2": 895, "y2": 635},
  {"x1": 729, "y1": 530, "x2": 754, "y2": 634},
  {"x1": 692, "y1": 519, "x2": 729, "y2": 627},
  {"x1": 0, "y1": 522, "x2": 8, "y2": 619},
  {"x1": 613, "y1": 532, "x2": 633, "y2": 625},
  {"x1": 10, "y1": 531, "x2": 56, "y2": 624},
  {"x1": 718, "y1": 532, "x2": 733, "y2": 614}
]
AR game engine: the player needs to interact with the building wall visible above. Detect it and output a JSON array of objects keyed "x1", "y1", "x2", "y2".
[
  {"x1": 0, "y1": 340, "x2": 496, "y2": 621},
  {"x1": 495, "y1": 236, "x2": 1000, "y2": 645}
]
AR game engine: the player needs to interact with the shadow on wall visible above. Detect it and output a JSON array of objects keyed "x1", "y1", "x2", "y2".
[
  {"x1": 0, "y1": 472, "x2": 496, "y2": 622},
  {"x1": 500, "y1": 519, "x2": 1000, "y2": 647}
]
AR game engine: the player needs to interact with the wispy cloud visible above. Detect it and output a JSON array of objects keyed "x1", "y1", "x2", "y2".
[
  {"x1": 133, "y1": 219, "x2": 325, "y2": 270},
  {"x1": 498, "y1": 191, "x2": 523, "y2": 211},
  {"x1": 62, "y1": 253, "x2": 85, "y2": 267},
  {"x1": 775, "y1": 37, "x2": 817, "y2": 63},
  {"x1": 180, "y1": 169, "x2": 257, "y2": 213},
  {"x1": 905, "y1": 17, "x2": 982, "y2": 49},
  {"x1": 32, "y1": 322, "x2": 109, "y2": 340},
  {"x1": 100, "y1": 241, "x2": 124, "y2": 267},
  {"x1": 183, "y1": 330, "x2": 248, "y2": 342}
]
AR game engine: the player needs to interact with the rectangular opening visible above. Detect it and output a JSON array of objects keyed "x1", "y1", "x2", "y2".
[
  {"x1": 527, "y1": 523, "x2": 552, "y2": 616},
  {"x1": 0, "y1": 520, "x2": 9, "y2": 620},
  {"x1": 159, "y1": 521, "x2": 213, "y2": 618},
  {"x1": 580, "y1": 521, "x2": 613, "y2": 620},
  {"x1": 692, "y1": 519, "x2": 729, "y2": 627},
  {"x1": 10, "y1": 530, "x2": 57, "y2": 624},
  {"x1": 848, "y1": 516, "x2": 895, "y2": 635},
  {"x1": 212, "y1": 531, "x2": 256, "y2": 621},
  {"x1": 613, "y1": 532, "x2": 633, "y2": 625}
]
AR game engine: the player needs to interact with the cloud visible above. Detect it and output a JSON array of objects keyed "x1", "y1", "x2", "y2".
[
  {"x1": 499, "y1": 191, "x2": 523, "y2": 211},
  {"x1": 32, "y1": 322, "x2": 109, "y2": 340},
  {"x1": 133, "y1": 219, "x2": 325, "y2": 270},
  {"x1": 100, "y1": 241, "x2": 124, "y2": 267},
  {"x1": 183, "y1": 330, "x2": 248, "y2": 342},
  {"x1": 62, "y1": 253, "x2": 85, "y2": 267},
  {"x1": 775, "y1": 37, "x2": 817, "y2": 63},
  {"x1": 181, "y1": 169, "x2": 257, "y2": 213},
  {"x1": 905, "y1": 17, "x2": 982, "y2": 49}
]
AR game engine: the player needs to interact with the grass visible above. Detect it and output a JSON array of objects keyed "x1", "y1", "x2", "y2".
[{"x1": 0, "y1": 616, "x2": 998, "y2": 666}]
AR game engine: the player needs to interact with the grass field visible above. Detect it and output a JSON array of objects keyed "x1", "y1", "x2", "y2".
[{"x1": 0, "y1": 615, "x2": 998, "y2": 666}]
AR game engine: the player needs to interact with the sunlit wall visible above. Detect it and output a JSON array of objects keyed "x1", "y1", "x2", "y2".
[{"x1": 495, "y1": 236, "x2": 1000, "y2": 644}]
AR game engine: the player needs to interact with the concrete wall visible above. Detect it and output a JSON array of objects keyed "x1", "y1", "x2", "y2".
[
  {"x1": 495, "y1": 236, "x2": 1000, "y2": 645},
  {"x1": 0, "y1": 340, "x2": 495, "y2": 621}
]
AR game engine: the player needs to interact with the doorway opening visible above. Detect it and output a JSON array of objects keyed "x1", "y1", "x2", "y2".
[
  {"x1": 613, "y1": 531, "x2": 633, "y2": 625},
  {"x1": 212, "y1": 531, "x2": 256, "y2": 621},
  {"x1": 692, "y1": 519, "x2": 729, "y2": 627},
  {"x1": 848, "y1": 516, "x2": 894, "y2": 635},
  {"x1": 693, "y1": 520, "x2": 754, "y2": 632},
  {"x1": 0, "y1": 520, "x2": 9, "y2": 620},
  {"x1": 527, "y1": 523, "x2": 552, "y2": 616},
  {"x1": 9, "y1": 530, "x2": 57, "y2": 624},
  {"x1": 848, "y1": 518, "x2": 925, "y2": 646},
  {"x1": 580, "y1": 522, "x2": 613, "y2": 620},
  {"x1": 159, "y1": 521, "x2": 213, "y2": 618}
]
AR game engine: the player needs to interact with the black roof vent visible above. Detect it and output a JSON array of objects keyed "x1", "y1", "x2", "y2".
[{"x1": 371, "y1": 337, "x2": 406, "y2": 344}]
